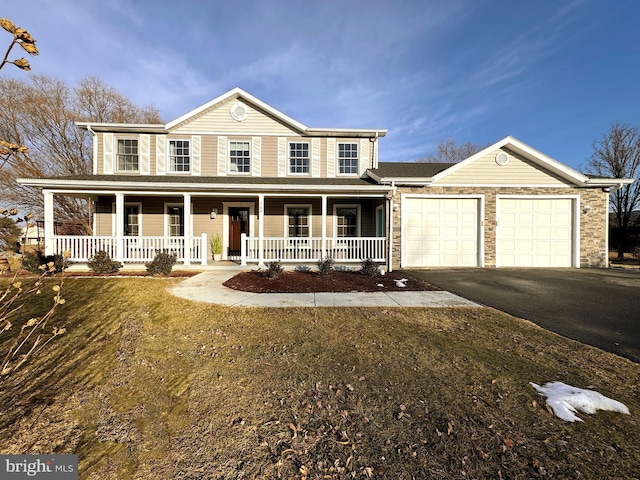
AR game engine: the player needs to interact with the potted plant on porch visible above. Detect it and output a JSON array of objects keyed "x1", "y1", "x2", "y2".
[{"x1": 210, "y1": 232, "x2": 223, "y2": 261}]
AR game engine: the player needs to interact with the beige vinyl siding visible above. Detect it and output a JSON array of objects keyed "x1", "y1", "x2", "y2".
[
  {"x1": 261, "y1": 137, "x2": 278, "y2": 177},
  {"x1": 148, "y1": 135, "x2": 157, "y2": 175},
  {"x1": 170, "y1": 98, "x2": 300, "y2": 136},
  {"x1": 94, "y1": 196, "x2": 114, "y2": 235},
  {"x1": 94, "y1": 131, "x2": 375, "y2": 179},
  {"x1": 199, "y1": 136, "x2": 217, "y2": 176},
  {"x1": 436, "y1": 148, "x2": 568, "y2": 185},
  {"x1": 96, "y1": 133, "x2": 105, "y2": 175}
]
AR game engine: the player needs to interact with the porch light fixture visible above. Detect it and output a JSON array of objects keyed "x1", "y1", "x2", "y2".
[
  {"x1": 210, "y1": 208, "x2": 218, "y2": 219},
  {"x1": 582, "y1": 205, "x2": 592, "y2": 214},
  {"x1": 393, "y1": 204, "x2": 400, "y2": 212}
]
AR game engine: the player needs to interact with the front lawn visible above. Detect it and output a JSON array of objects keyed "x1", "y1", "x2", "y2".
[{"x1": 1, "y1": 278, "x2": 638, "y2": 479}]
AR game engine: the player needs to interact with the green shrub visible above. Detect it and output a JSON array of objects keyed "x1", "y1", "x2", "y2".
[
  {"x1": 88, "y1": 250, "x2": 122, "y2": 274},
  {"x1": 360, "y1": 258, "x2": 379, "y2": 277},
  {"x1": 145, "y1": 250, "x2": 177, "y2": 276},
  {"x1": 316, "y1": 256, "x2": 334, "y2": 276},
  {"x1": 263, "y1": 260, "x2": 283, "y2": 279},
  {"x1": 21, "y1": 250, "x2": 68, "y2": 273}
]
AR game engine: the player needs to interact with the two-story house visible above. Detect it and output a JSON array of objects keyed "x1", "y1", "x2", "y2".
[{"x1": 17, "y1": 87, "x2": 632, "y2": 269}]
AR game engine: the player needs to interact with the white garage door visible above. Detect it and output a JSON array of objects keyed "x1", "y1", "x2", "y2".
[
  {"x1": 497, "y1": 198, "x2": 574, "y2": 267},
  {"x1": 403, "y1": 197, "x2": 480, "y2": 267}
]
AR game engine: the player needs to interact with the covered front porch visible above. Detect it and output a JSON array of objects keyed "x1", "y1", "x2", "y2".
[
  {"x1": 52, "y1": 234, "x2": 387, "y2": 266},
  {"x1": 40, "y1": 182, "x2": 394, "y2": 268}
]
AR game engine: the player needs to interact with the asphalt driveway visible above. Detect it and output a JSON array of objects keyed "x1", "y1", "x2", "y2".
[{"x1": 409, "y1": 268, "x2": 640, "y2": 363}]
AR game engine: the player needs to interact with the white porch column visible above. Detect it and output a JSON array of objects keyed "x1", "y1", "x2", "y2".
[
  {"x1": 115, "y1": 193, "x2": 124, "y2": 262},
  {"x1": 183, "y1": 193, "x2": 191, "y2": 266},
  {"x1": 321, "y1": 195, "x2": 327, "y2": 259},
  {"x1": 43, "y1": 190, "x2": 54, "y2": 255},
  {"x1": 258, "y1": 194, "x2": 265, "y2": 267}
]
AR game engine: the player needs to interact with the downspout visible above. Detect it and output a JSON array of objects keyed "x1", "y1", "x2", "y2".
[{"x1": 372, "y1": 131, "x2": 379, "y2": 169}]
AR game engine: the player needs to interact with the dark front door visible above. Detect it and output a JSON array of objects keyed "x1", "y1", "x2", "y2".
[{"x1": 228, "y1": 207, "x2": 249, "y2": 257}]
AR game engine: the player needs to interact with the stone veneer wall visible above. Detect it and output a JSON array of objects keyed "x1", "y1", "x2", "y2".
[{"x1": 390, "y1": 186, "x2": 609, "y2": 270}]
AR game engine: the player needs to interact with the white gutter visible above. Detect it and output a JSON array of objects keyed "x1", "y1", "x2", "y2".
[{"x1": 601, "y1": 182, "x2": 627, "y2": 193}]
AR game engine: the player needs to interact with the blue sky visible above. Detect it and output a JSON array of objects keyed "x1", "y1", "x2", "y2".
[{"x1": 3, "y1": 0, "x2": 639, "y2": 172}]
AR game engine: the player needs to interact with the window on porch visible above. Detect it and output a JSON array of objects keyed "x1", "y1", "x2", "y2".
[
  {"x1": 335, "y1": 206, "x2": 359, "y2": 237},
  {"x1": 124, "y1": 205, "x2": 140, "y2": 236},
  {"x1": 286, "y1": 206, "x2": 311, "y2": 237},
  {"x1": 167, "y1": 206, "x2": 184, "y2": 236}
]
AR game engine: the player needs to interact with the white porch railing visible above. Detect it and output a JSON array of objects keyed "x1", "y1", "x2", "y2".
[
  {"x1": 242, "y1": 236, "x2": 386, "y2": 265},
  {"x1": 52, "y1": 235, "x2": 207, "y2": 265}
]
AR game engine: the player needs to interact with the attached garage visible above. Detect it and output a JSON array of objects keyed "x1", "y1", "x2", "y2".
[
  {"x1": 496, "y1": 196, "x2": 577, "y2": 267},
  {"x1": 402, "y1": 195, "x2": 482, "y2": 267}
]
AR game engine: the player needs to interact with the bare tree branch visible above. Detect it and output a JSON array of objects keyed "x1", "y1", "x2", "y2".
[
  {"x1": 586, "y1": 122, "x2": 640, "y2": 259},
  {"x1": 0, "y1": 75, "x2": 162, "y2": 232},
  {"x1": 417, "y1": 138, "x2": 485, "y2": 163}
]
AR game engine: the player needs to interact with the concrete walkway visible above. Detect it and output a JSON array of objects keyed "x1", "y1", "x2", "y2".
[{"x1": 168, "y1": 270, "x2": 480, "y2": 307}]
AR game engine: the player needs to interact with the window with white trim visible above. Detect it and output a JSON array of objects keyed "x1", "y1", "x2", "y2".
[
  {"x1": 289, "y1": 142, "x2": 309, "y2": 174},
  {"x1": 286, "y1": 205, "x2": 311, "y2": 237},
  {"x1": 338, "y1": 143, "x2": 358, "y2": 175},
  {"x1": 169, "y1": 139, "x2": 190, "y2": 172},
  {"x1": 124, "y1": 204, "x2": 140, "y2": 236},
  {"x1": 335, "y1": 206, "x2": 359, "y2": 237},
  {"x1": 229, "y1": 141, "x2": 250, "y2": 173},
  {"x1": 167, "y1": 206, "x2": 184, "y2": 236},
  {"x1": 117, "y1": 138, "x2": 139, "y2": 171}
]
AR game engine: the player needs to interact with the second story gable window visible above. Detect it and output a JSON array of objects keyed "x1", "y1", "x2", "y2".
[
  {"x1": 229, "y1": 141, "x2": 250, "y2": 173},
  {"x1": 289, "y1": 142, "x2": 309, "y2": 174},
  {"x1": 338, "y1": 143, "x2": 358, "y2": 175},
  {"x1": 117, "y1": 138, "x2": 139, "y2": 171},
  {"x1": 169, "y1": 140, "x2": 190, "y2": 173}
]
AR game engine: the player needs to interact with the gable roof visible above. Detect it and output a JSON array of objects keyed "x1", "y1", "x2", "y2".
[
  {"x1": 366, "y1": 136, "x2": 633, "y2": 188},
  {"x1": 433, "y1": 136, "x2": 635, "y2": 187},
  {"x1": 77, "y1": 87, "x2": 387, "y2": 138}
]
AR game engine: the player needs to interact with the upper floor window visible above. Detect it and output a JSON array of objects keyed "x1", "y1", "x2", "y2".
[
  {"x1": 117, "y1": 138, "x2": 139, "y2": 171},
  {"x1": 289, "y1": 142, "x2": 309, "y2": 174},
  {"x1": 338, "y1": 143, "x2": 358, "y2": 175},
  {"x1": 229, "y1": 141, "x2": 250, "y2": 173},
  {"x1": 169, "y1": 140, "x2": 190, "y2": 173}
]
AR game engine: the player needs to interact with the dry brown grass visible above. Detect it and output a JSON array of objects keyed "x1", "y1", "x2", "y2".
[{"x1": 0, "y1": 277, "x2": 638, "y2": 479}]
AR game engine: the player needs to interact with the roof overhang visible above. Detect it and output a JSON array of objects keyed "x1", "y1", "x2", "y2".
[
  {"x1": 366, "y1": 170, "x2": 432, "y2": 186},
  {"x1": 76, "y1": 87, "x2": 388, "y2": 138},
  {"x1": 16, "y1": 177, "x2": 392, "y2": 195}
]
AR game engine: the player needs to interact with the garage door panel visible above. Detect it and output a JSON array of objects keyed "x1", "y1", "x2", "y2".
[
  {"x1": 404, "y1": 197, "x2": 480, "y2": 267},
  {"x1": 498, "y1": 198, "x2": 573, "y2": 267}
]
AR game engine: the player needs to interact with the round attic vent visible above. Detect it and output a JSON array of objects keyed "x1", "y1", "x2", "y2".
[
  {"x1": 495, "y1": 152, "x2": 509, "y2": 166},
  {"x1": 230, "y1": 101, "x2": 248, "y2": 122}
]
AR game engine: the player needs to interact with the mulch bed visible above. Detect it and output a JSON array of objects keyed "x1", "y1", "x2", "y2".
[{"x1": 223, "y1": 269, "x2": 439, "y2": 293}]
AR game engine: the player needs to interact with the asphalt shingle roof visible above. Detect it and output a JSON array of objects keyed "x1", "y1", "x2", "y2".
[{"x1": 369, "y1": 162, "x2": 455, "y2": 178}]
